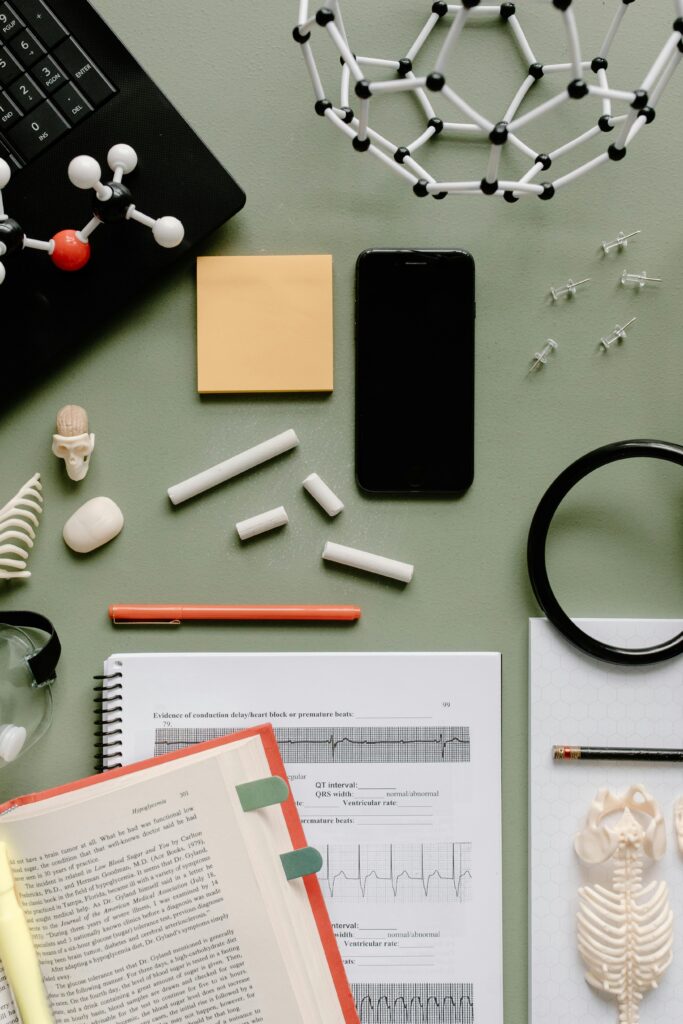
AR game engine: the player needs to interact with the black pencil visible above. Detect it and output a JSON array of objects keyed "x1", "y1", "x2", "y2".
[{"x1": 553, "y1": 745, "x2": 683, "y2": 763}]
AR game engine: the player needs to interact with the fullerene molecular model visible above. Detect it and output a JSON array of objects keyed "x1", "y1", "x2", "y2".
[
  {"x1": 293, "y1": 0, "x2": 683, "y2": 201},
  {"x1": 0, "y1": 144, "x2": 184, "y2": 284}
]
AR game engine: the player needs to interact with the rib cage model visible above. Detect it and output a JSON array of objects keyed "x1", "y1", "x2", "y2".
[
  {"x1": 293, "y1": 1, "x2": 683, "y2": 201},
  {"x1": 574, "y1": 785, "x2": 673, "y2": 1024},
  {"x1": 0, "y1": 473, "x2": 43, "y2": 580}
]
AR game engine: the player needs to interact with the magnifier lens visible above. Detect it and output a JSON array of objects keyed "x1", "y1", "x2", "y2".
[{"x1": 0, "y1": 624, "x2": 53, "y2": 766}]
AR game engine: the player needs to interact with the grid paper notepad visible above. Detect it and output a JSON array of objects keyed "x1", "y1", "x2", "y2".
[
  {"x1": 196, "y1": 254, "x2": 334, "y2": 393},
  {"x1": 530, "y1": 617, "x2": 683, "y2": 1023}
]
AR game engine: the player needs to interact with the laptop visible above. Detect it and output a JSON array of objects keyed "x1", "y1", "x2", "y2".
[{"x1": 0, "y1": 0, "x2": 245, "y2": 403}]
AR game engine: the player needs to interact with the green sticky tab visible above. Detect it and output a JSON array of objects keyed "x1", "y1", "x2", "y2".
[
  {"x1": 236, "y1": 776, "x2": 289, "y2": 812},
  {"x1": 280, "y1": 846, "x2": 323, "y2": 881}
]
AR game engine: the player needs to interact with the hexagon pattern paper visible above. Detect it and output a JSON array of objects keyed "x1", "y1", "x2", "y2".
[{"x1": 529, "y1": 618, "x2": 683, "y2": 1023}]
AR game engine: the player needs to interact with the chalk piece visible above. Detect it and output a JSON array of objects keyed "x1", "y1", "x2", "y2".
[
  {"x1": 237, "y1": 506, "x2": 288, "y2": 541},
  {"x1": 322, "y1": 541, "x2": 413, "y2": 583},
  {"x1": 303, "y1": 473, "x2": 344, "y2": 517}
]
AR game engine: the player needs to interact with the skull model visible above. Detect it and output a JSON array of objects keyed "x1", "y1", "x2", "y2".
[{"x1": 52, "y1": 405, "x2": 95, "y2": 482}]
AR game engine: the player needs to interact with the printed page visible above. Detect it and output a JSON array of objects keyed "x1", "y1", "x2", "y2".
[
  {"x1": 0, "y1": 739, "x2": 333, "y2": 1024},
  {"x1": 107, "y1": 651, "x2": 503, "y2": 1023}
]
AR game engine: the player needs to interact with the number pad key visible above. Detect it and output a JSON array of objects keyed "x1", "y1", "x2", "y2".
[
  {"x1": 7, "y1": 97, "x2": 66, "y2": 159},
  {"x1": 8, "y1": 27, "x2": 44, "y2": 65},
  {"x1": 10, "y1": 0, "x2": 66, "y2": 48},
  {"x1": 0, "y1": 3, "x2": 23, "y2": 41},
  {"x1": 0, "y1": 87, "x2": 19, "y2": 127},
  {"x1": 7, "y1": 71, "x2": 42, "y2": 111},
  {"x1": 0, "y1": 44, "x2": 21, "y2": 86},
  {"x1": 52, "y1": 81, "x2": 91, "y2": 124},
  {"x1": 31, "y1": 53, "x2": 64, "y2": 93}
]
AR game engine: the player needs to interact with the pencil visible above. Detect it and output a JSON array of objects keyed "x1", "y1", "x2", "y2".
[{"x1": 553, "y1": 745, "x2": 683, "y2": 763}]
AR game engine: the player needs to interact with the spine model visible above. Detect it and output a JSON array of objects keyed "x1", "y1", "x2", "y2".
[{"x1": 575, "y1": 785, "x2": 673, "y2": 1024}]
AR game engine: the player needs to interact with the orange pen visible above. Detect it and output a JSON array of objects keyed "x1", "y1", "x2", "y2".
[{"x1": 109, "y1": 604, "x2": 361, "y2": 624}]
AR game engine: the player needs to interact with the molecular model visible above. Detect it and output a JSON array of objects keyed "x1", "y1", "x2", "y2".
[
  {"x1": 293, "y1": 0, "x2": 683, "y2": 200},
  {"x1": 0, "y1": 144, "x2": 184, "y2": 284}
]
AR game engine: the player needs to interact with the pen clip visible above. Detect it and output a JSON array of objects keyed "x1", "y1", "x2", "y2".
[{"x1": 111, "y1": 618, "x2": 181, "y2": 626}]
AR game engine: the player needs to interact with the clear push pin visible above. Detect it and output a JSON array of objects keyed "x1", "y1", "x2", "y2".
[
  {"x1": 621, "y1": 269, "x2": 662, "y2": 289},
  {"x1": 528, "y1": 339, "x2": 558, "y2": 375},
  {"x1": 601, "y1": 230, "x2": 640, "y2": 255},
  {"x1": 550, "y1": 277, "x2": 590, "y2": 301},
  {"x1": 599, "y1": 317, "x2": 637, "y2": 352}
]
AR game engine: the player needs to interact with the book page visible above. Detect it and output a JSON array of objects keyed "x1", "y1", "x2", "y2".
[
  {"x1": 0, "y1": 740, "x2": 334, "y2": 1024},
  {"x1": 106, "y1": 651, "x2": 503, "y2": 1023}
]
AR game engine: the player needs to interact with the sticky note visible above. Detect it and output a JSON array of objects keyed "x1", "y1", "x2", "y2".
[{"x1": 197, "y1": 254, "x2": 334, "y2": 393}]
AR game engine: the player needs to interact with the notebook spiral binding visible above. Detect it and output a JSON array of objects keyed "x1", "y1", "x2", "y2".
[{"x1": 93, "y1": 671, "x2": 123, "y2": 772}]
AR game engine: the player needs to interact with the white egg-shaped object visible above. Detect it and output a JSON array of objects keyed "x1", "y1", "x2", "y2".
[{"x1": 63, "y1": 496, "x2": 124, "y2": 554}]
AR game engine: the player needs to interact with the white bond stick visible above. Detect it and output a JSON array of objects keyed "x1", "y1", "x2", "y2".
[
  {"x1": 357, "y1": 56, "x2": 400, "y2": 70},
  {"x1": 403, "y1": 152, "x2": 432, "y2": 179},
  {"x1": 587, "y1": 85, "x2": 637, "y2": 103},
  {"x1": 371, "y1": 145, "x2": 421, "y2": 184},
  {"x1": 597, "y1": 67, "x2": 611, "y2": 117},
  {"x1": 369, "y1": 78, "x2": 427, "y2": 95},
  {"x1": 649, "y1": 50, "x2": 683, "y2": 107},
  {"x1": 406, "y1": 123, "x2": 439, "y2": 153},
  {"x1": 442, "y1": 85, "x2": 493, "y2": 130},
  {"x1": 236, "y1": 506, "x2": 288, "y2": 541},
  {"x1": 357, "y1": 98, "x2": 369, "y2": 139},
  {"x1": 507, "y1": 132, "x2": 537, "y2": 160},
  {"x1": 167, "y1": 429, "x2": 299, "y2": 505},
  {"x1": 406, "y1": 13, "x2": 440, "y2": 62},
  {"x1": 365, "y1": 124, "x2": 397, "y2": 154},
  {"x1": 340, "y1": 61, "x2": 350, "y2": 107},
  {"x1": 642, "y1": 32, "x2": 680, "y2": 92},
  {"x1": 508, "y1": 90, "x2": 569, "y2": 132},
  {"x1": 562, "y1": 7, "x2": 582, "y2": 79},
  {"x1": 323, "y1": 541, "x2": 414, "y2": 584},
  {"x1": 549, "y1": 124, "x2": 600, "y2": 161},
  {"x1": 409, "y1": 77, "x2": 436, "y2": 118},
  {"x1": 303, "y1": 474, "x2": 344, "y2": 517},
  {"x1": 302, "y1": 42, "x2": 325, "y2": 100},
  {"x1": 542, "y1": 62, "x2": 591, "y2": 73},
  {"x1": 434, "y1": 5, "x2": 470, "y2": 75},
  {"x1": 508, "y1": 14, "x2": 537, "y2": 66},
  {"x1": 325, "y1": 107, "x2": 356, "y2": 139},
  {"x1": 484, "y1": 145, "x2": 502, "y2": 184},
  {"x1": 298, "y1": 0, "x2": 308, "y2": 25},
  {"x1": 503, "y1": 75, "x2": 534, "y2": 122},
  {"x1": 598, "y1": 2, "x2": 628, "y2": 59},
  {"x1": 327, "y1": 22, "x2": 363, "y2": 81},
  {"x1": 613, "y1": 108, "x2": 639, "y2": 151},
  {"x1": 442, "y1": 123, "x2": 485, "y2": 135},
  {"x1": 552, "y1": 152, "x2": 609, "y2": 191}
]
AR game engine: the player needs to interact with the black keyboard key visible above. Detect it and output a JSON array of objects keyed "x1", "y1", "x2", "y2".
[
  {"x1": 31, "y1": 53, "x2": 64, "y2": 93},
  {"x1": 53, "y1": 37, "x2": 114, "y2": 106},
  {"x1": 7, "y1": 71, "x2": 42, "y2": 111},
  {"x1": 7, "y1": 97, "x2": 66, "y2": 159},
  {"x1": 0, "y1": 44, "x2": 21, "y2": 86},
  {"x1": 52, "y1": 80, "x2": 90, "y2": 124},
  {"x1": 0, "y1": 134, "x2": 22, "y2": 167},
  {"x1": 0, "y1": 88, "x2": 19, "y2": 127},
  {"x1": 8, "y1": 26, "x2": 44, "y2": 64},
  {"x1": 10, "y1": 0, "x2": 65, "y2": 48},
  {"x1": 0, "y1": 3, "x2": 23, "y2": 41}
]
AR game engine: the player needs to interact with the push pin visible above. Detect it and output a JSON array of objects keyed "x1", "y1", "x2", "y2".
[
  {"x1": 601, "y1": 230, "x2": 640, "y2": 255},
  {"x1": 621, "y1": 269, "x2": 662, "y2": 289},
  {"x1": 599, "y1": 317, "x2": 637, "y2": 352},
  {"x1": 528, "y1": 338, "x2": 558, "y2": 374},
  {"x1": 550, "y1": 277, "x2": 590, "y2": 301}
]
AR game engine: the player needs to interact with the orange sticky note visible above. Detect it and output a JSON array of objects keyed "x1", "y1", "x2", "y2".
[{"x1": 197, "y1": 254, "x2": 334, "y2": 393}]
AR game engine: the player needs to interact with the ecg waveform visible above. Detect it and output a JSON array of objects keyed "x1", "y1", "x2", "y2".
[
  {"x1": 352, "y1": 983, "x2": 474, "y2": 1023},
  {"x1": 321, "y1": 842, "x2": 472, "y2": 902},
  {"x1": 154, "y1": 726, "x2": 470, "y2": 763}
]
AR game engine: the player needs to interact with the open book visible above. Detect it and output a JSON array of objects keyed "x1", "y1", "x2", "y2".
[{"x1": 0, "y1": 725, "x2": 358, "y2": 1024}]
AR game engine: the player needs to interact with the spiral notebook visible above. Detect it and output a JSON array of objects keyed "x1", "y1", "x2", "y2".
[{"x1": 0, "y1": 725, "x2": 359, "y2": 1024}]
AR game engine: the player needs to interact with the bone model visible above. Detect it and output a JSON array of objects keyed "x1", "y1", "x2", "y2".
[
  {"x1": 0, "y1": 473, "x2": 43, "y2": 580},
  {"x1": 574, "y1": 785, "x2": 673, "y2": 1024}
]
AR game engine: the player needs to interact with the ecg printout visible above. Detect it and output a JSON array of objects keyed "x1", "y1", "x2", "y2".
[{"x1": 106, "y1": 651, "x2": 502, "y2": 1023}]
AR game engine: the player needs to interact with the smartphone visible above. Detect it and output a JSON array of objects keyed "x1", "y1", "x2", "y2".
[{"x1": 355, "y1": 248, "x2": 475, "y2": 494}]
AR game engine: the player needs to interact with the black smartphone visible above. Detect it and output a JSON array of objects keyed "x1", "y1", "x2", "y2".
[{"x1": 355, "y1": 248, "x2": 475, "y2": 494}]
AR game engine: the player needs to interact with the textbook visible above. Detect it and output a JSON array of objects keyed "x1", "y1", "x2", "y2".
[{"x1": 0, "y1": 725, "x2": 359, "y2": 1024}]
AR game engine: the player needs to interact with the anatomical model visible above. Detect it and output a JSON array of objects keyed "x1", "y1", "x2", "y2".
[{"x1": 575, "y1": 785, "x2": 673, "y2": 1024}]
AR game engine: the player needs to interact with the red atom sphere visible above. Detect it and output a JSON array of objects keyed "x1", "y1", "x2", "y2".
[{"x1": 50, "y1": 229, "x2": 91, "y2": 272}]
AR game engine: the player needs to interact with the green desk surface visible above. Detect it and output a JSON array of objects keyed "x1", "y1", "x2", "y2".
[{"x1": 2, "y1": 4, "x2": 683, "y2": 1020}]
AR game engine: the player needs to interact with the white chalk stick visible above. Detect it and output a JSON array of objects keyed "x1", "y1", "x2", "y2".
[
  {"x1": 236, "y1": 505, "x2": 289, "y2": 541},
  {"x1": 303, "y1": 473, "x2": 344, "y2": 517},
  {"x1": 168, "y1": 429, "x2": 299, "y2": 505},
  {"x1": 322, "y1": 541, "x2": 414, "y2": 583}
]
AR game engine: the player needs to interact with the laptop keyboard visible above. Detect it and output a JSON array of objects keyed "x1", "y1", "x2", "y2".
[{"x1": 0, "y1": 0, "x2": 116, "y2": 169}]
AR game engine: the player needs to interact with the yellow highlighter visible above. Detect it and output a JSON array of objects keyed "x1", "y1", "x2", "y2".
[{"x1": 0, "y1": 842, "x2": 54, "y2": 1024}]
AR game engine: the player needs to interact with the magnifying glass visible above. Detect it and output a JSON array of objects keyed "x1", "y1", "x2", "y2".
[
  {"x1": 0, "y1": 613, "x2": 60, "y2": 766},
  {"x1": 527, "y1": 439, "x2": 683, "y2": 666}
]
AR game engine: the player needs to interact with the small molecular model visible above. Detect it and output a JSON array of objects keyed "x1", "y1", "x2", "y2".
[
  {"x1": 0, "y1": 144, "x2": 184, "y2": 284},
  {"x1": 293, "y1": 1, "x2": 683, "y2": 201}
]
